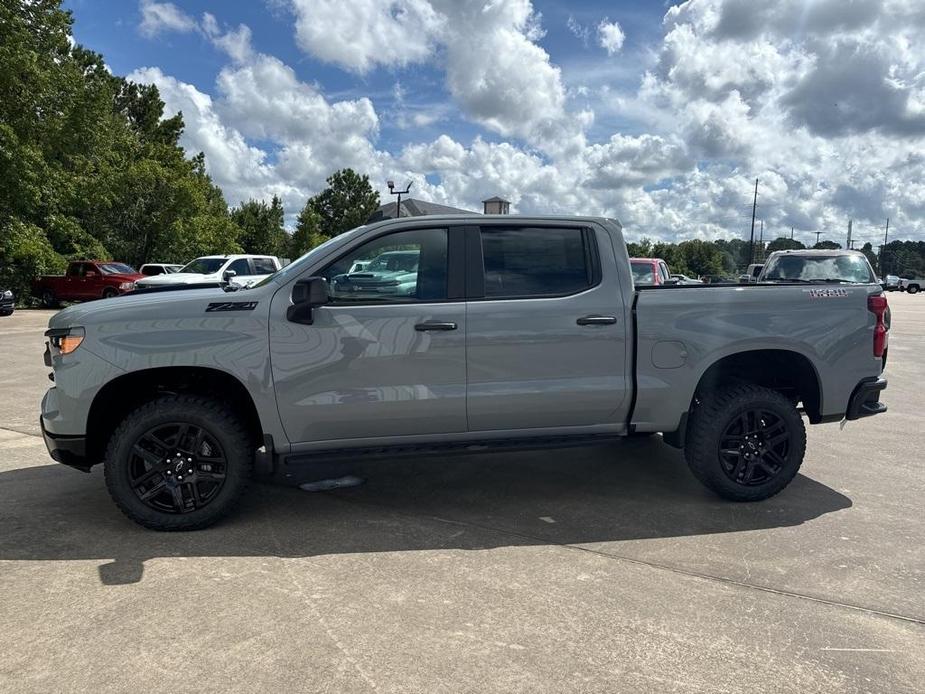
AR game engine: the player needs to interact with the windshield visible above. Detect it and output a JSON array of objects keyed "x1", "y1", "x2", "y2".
[
  {"x1": 99, "y1": 263, "x2": 136, "y2": 275},
  {"x1": 761, "y1": 254, "x2": 875, "y2": 283},
  {"x1": 180, "y1": 258, "x2": 226, "y2": 274},
  {"x1": 251, "y1": 226, "x2": 369, "y2": 289},
  {"x1": 631, "y1": 262, "x2": 655, "y2": 284}
]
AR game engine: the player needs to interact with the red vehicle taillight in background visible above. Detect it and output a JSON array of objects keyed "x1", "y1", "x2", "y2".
[{"x1": 868, "y1": 294, "x2": 888, "y2": 358}]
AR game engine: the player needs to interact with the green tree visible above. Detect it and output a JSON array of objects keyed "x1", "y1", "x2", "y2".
[
  {"x1": 290, "y1": 205, "x2": 324, "y2": 257},
  {"x1": 678, "y1": 239, "x2": 726, "y2": 277},
  {"x1": 231, "y1": 196, "x2": 287, "y2": 257},
  {"x1": 304, "y1": 169, "x2": 380, "y2": 240},
  {"x1": 813, "y1": 240, "x2": 842, "y2": 250},
  {"x1": 859, "y1": 242, "x2": 880, "y2": 276},
  {"x1": 0, "y1": 0, "x2": 246, "y2": 300},
  {"x1": 626, "y1": 237, "x2": 653, "y2": 258},
  {"x1": 767, "y1": 237, "x2": 806, "y2": 253}
]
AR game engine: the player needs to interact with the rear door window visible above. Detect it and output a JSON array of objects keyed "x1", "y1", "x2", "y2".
[
  {"x1": 226, "y1": 258, "x2": 251, "y2": 277},
  {"x1": 479, "y1": 227, "x2": 595, "y2": 298},
  {"x1": 251, "y1": 257, "x2": 277, "y2": 275}
]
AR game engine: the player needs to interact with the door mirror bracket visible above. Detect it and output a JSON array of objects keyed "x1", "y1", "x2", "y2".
[{"x1": 287, "y1": 276, "x2": 329, "y2": 324}]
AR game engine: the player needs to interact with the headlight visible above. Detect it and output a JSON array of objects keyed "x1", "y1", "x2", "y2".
[
  {"x1": 45, "y1": 326, "x2": 85, "y2": 355},
  {"x1": 120, "y1": 282, "x2": 134, "y2": 290},
  {"x1": 2, "y1": 290, "x2": 11, "y2": 298}
]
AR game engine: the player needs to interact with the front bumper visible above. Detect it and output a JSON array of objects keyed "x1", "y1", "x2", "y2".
[
  {"x1": 40, "y1": 416, "x2": 90, "y2": 472},
  {"x1": 845, "y1": 377, "x2": 888, "y2": 421}
]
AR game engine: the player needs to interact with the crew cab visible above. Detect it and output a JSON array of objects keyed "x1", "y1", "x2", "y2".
[
  {"x1": 40, "y1": 216, "x2": 889, "y2": 530},
  {"x1": 32, "y1": 261, "x2": 144, "y2": 307},
  {"x1": 134, "y1": 254, "x2": 281, "y2": 289}
]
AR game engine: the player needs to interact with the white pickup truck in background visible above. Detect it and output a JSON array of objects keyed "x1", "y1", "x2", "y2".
[
  {"x1": 134, "y1": 255, "x2": 282, "y2": 289},
  {"x1": 898, "y1": 277, "x2": 923, "y2": 294}
]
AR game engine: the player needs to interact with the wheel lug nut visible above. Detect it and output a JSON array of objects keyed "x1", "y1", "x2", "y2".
[
  {"x1": 178, "y1": 476, "x2": 183, "y2": 481},
  {"x1": 188, "y1": 469, "x2": 193, "y2": 474}
]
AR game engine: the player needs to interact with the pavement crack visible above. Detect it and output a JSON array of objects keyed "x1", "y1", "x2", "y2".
[
  {"x1": 328, "y1": 494, "x2": 925, "y2": 628},
  {"x1": 0, "y1": 426, "x2": 41, "y2": 439}
]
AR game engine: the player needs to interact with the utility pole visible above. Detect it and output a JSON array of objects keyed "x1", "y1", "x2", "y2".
[
  {"x1": 758, "y1": 220, "x2": 764, "y2": 261},
  {"x1": 847, "y1": 219, "x2": 852, "y2": 250},
  {"x1": 880, "y1": 217, "x2": 889, "y2": 275},
  {"x1": 748, "y1": 178, "x2": 758, "y2": 264},
  {"x1": 790, "y1": 226, "x2": 794, "y2": 240}
]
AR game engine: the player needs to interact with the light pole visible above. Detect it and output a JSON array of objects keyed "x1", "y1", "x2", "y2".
[{"x1": 387, "y1": 180, "x2": 413, "y2": 218}]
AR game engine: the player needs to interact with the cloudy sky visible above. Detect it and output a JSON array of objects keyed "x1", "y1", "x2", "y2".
[{"x1": 64, "y1": 0, "x2": 925, "y2": 245}]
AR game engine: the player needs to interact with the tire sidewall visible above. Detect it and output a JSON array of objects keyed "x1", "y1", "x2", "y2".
[{"x1": 105, "y1": 397, "x2": 251, "y2": 530}]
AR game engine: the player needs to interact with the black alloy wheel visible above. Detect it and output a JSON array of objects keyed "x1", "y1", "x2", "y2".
[
  {"x1": 717, "y1": 408, "x2": 791, "y2": 486},
  {"x1": 128, "y1": 422, "x2": 228, "y2": 514}
]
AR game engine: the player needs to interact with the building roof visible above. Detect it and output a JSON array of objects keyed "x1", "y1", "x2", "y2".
[
  {"x1": 482, "y1": 196, "x2": 510, "y2": 203},
  {"x1": 366, "y1": 198, "x2": 475, "y2": 223}
]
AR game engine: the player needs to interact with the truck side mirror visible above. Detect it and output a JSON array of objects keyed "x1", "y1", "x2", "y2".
[
  {"x1": 222, "y1": 270, "x2": 237, "y2": 284},
  {"x1": 287, "y1": 276, "x2": 329, "y2": 325}
]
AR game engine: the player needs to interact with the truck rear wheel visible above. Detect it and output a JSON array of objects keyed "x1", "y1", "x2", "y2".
[
  {"x1": 104, "y1": 395, "x2": 253, "y2": 530},
  {"x1": 908, "y1": 284, "x2": 919, "y2": 294},
  {"x1": 684, "y1": 384, "x2": 805, "y2": 501},
  {"x1": 41, "y1": 289, "x2": 59, "y2": 308}
]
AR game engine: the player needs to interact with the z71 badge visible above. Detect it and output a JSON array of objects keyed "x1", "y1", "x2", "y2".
[
  {"x1": 205, "y1": 301, "x2": 259, "y2": 312},
  {"x1": 804, "y1": 288, "x2": 850, "y2": 298}
]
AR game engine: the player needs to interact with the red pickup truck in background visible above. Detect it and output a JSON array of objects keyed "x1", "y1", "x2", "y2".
[{"x1": 33, "y1": 260, "x2": 144, "y2": 307}]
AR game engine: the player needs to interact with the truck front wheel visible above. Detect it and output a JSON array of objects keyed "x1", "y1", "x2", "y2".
[
  {"x1": 104, "y1": 395, "x2": 253, "y2": 530},
  {"x1": 684, "y1": 384, "x2": 806, "y2": 501},
  {"x1": 41, "y1": 289, "x2": 59, "y2": 309},
  {"x1": 908, "y1": 284, "x2": 920, "y2": 294}
]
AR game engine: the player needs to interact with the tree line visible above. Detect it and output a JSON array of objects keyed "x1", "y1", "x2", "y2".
[{"x1": 0, "y1": 1, "x2": 380, "y2": 302}]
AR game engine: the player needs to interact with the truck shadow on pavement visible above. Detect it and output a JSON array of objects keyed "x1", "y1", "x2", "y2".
[{"x1": 0, "y1": 438, "x2": 851, "y2": 585}]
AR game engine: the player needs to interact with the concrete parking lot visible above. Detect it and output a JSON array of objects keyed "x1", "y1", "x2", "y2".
[{"x1": 1, "y1": 296, "x2": 923, "y2": 693}]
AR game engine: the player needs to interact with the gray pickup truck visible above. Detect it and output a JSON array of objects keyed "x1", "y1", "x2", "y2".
[{"x1": 40, "y1": 216, "x2": 890, "y2": 530}]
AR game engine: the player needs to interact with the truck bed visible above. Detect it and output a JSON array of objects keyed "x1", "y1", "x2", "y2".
[{"x1": 631, "y1": 282, "x2": 882, "y2": 433}]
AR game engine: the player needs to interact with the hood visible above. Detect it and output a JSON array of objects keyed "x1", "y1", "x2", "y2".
[
  {"x1": 48, "y1": 285, "x2": 264, "y2": 329},
  {"x1": 106, "y1": 272, "x2": 145, "y2": 282}
]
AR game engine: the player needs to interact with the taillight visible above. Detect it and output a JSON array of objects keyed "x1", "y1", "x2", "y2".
[{"x1": 868, "y1": 294, "x2": 888, "y2": 358}]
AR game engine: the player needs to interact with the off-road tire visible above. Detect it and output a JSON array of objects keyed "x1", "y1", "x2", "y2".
[
  {"x1": 104, "y1": 395, "x2": 253, "y2": 530},
  {"x1": 908, "y1": 285, "x2": 920, "y2": 295},
  {"x1": 685, "y1": 384, "x2": 806, "y2": 501},
  {"x1": 101, "y1": 287, "x2": 119, "y2": 299},
  {"x1": 41, "y1": 289, "x2": 59, "y2": 308}
]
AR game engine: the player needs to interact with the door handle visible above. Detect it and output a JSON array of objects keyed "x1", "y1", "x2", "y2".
[
  {"x1": 577, "y1": 315, "x2": 617, "y2": 326},
  {"x1": 414, "y1": 321, "x2": 458, "y2": 331}
]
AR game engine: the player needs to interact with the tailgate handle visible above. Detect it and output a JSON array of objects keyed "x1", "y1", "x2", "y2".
[
  {"x1": 414, "y1": 321, "x2": 458, "y2": 331},
  {"x1": 577, "y1": 315, "x2": 617, "y2": 326}
]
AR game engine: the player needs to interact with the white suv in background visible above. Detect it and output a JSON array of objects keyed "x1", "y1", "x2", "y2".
[{"x1": 135, "y1": 255, "x2": 282, "y2": 289}]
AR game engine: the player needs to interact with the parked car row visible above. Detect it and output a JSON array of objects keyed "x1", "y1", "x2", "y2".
[
  {"x1": 631, "y1": 250, "x2": 882, "y2": 289},
  {"x1": 31, "y1": 255, "x2": 284, "y2": 306}
]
